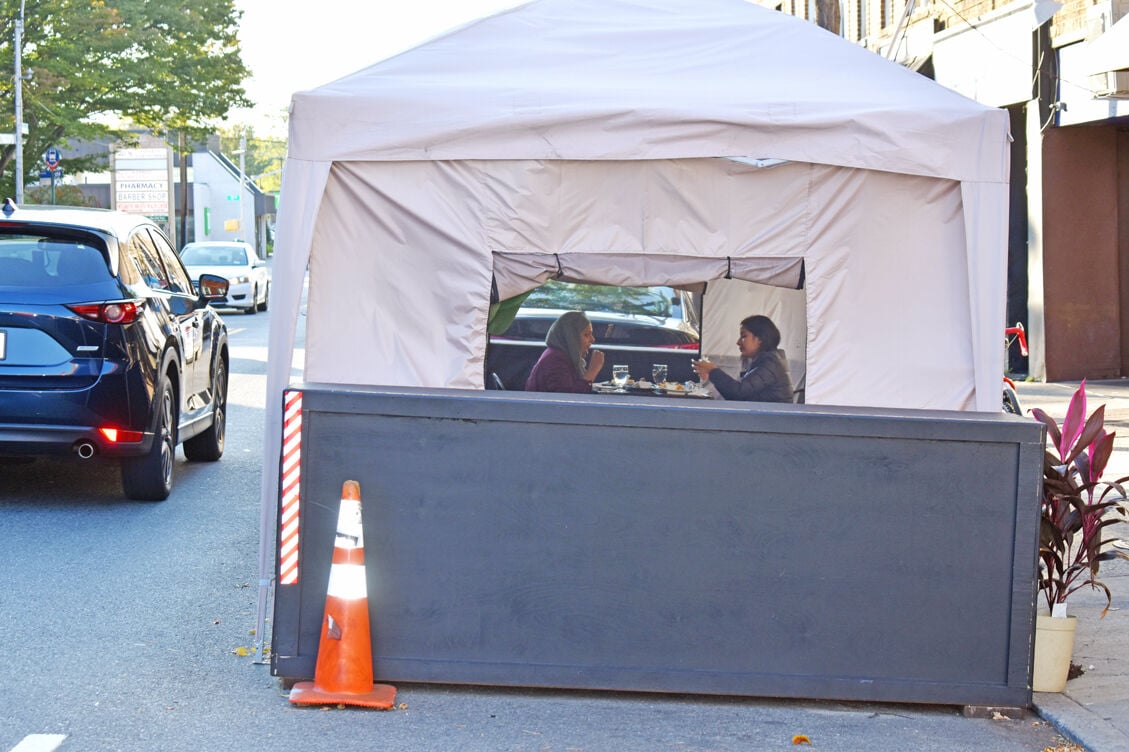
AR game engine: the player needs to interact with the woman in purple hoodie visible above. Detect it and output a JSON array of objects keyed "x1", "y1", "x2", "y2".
[{"x1": 525, "y1": 311, "x2": 606, "y2": 393}]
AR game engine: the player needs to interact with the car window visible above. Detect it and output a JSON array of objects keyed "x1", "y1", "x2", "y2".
[
  {"x1": 498, "y1": 317, "x2": 553, "y2": 341},
  {"x1": 595, "y1": 322, "x2": 676, "y2": 346},
  {"x1": 146, "y1": 228, "x2": 192, "y2": 294},
  {"x1": 179, "y1": 246, "x2": 208, "y2": 263},
  {"x1": 495, "y1": 315, "x2": 695, "y2": 346},
  {"x1": 128, "y1": 232, "x2": 171, "y2": 291},
  {"x1": 614, "y1": 324, "x2": 684, "y2": 346},
  {"x1": 181, "y1": 245, "x2": 246, "y2": 267},
  {"x1": 0, "y1": 238, "x2": 45, "y2": 285},
  {"x1": 0, "y1": 235, "x2": 110, "y2": 287}
]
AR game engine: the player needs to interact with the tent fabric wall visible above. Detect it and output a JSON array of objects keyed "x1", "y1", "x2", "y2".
[
  {"x1": 258, "y1": 0, "x2": 1012, "y2": 651},
  {"x1": 961, "y1": 180, "x2": 1012, "y2": 418},
  {"x1": 295, "y1": 158, "x2": 977, "y2": 409}
]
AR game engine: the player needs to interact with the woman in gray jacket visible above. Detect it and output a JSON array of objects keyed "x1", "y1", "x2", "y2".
[{"x1": 692, "y1": 314, "x2": 793, "y2": 403}]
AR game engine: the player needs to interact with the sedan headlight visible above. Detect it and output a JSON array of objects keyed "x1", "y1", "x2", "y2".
[{"x1": 230, "y1": 275, "x2": 250, "y2": 284}]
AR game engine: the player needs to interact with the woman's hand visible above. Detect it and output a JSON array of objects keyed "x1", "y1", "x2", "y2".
[
  {"x1": 585, "y1": 349, "x2": 606, "y2": 381},
  {"x1": 691, "y1": 358, "x2": 716, "y2": 383}
]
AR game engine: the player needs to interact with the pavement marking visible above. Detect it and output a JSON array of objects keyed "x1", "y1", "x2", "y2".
[{"x1": 9, "y1": 735, "x2": 67, "y2": 752}]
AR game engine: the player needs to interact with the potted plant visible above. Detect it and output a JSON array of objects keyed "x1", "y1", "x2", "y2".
[{"x1": 1030, "y1": 380, "x2": 1129, "y2": 691}]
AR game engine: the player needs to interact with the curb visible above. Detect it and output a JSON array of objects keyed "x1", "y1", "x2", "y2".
[{"x1": 1035, "y1": 690, "x2": 1129, "y2": 752}]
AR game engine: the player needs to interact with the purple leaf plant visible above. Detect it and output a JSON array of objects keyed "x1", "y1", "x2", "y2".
[{"x1": 1031, "y1": 380, "x2": 1129, "y2": 616}]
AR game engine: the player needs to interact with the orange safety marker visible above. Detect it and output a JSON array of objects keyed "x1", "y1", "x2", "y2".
[{"x1": 289, "y1": 480, "x2": 397, "y2": 709}]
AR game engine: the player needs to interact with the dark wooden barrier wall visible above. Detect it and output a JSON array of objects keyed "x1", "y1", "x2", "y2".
[{"x1": 272, "y1": 385, "x2": 1045, "y2": 707}]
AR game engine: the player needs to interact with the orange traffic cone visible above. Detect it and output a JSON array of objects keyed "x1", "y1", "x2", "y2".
[{"x1": 289, "y1": 480, "x2": 397, "y2": 708}]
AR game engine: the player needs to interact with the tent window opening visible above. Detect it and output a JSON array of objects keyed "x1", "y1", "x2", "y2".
[
  {"x1": 485, "y1": 273, "x2": 807, "y2": 402},
  {"x1": 485, "y1": 252, "x2": 807, "y2": 397},
  {"x1": 485, "y1": 281, "x2": 700, "y2": 391}
]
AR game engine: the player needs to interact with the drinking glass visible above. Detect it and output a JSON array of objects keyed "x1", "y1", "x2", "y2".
[
  {"x1": 612, "y1": 365, "x2": 630, "y2": 390},
  {"x1": 651, "y1": 363, "x2": 668, "y2": 387}
]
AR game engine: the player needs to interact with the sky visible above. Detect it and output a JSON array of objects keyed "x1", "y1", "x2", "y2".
[{"x1": 231, "y1": 0, "x2": 527, "y2": 137}]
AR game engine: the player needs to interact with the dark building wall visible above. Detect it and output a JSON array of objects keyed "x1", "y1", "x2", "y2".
[
  {"x1": 1042, "y1": 125, "x2": 1123, "y2": 381},
  {"x1": 1121, "y1": 129, "x2": 1129, "y2": 376}
]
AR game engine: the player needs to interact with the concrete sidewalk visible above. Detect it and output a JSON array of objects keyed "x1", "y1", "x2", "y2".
[{"x1": 1012, "y1": 379, "x2": 1129, "y2": 752}]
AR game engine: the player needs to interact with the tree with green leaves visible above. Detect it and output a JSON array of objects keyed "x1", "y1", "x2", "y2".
[
  {"x1": 0, "y1": 0, "x2": 250, "y2": 200},
  {"x1": 25, "y1": 180, "x2": 97, "y2": 206},
  {"x1": 216, "y1": 125, "x2": 286, "y2": 194}
]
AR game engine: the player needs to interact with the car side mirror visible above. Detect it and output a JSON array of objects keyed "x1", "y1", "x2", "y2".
[{"x1": 197, "y1": 273, "x2": 229, "y2": 304}]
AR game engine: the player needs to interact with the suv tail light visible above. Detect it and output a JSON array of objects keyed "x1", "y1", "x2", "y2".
[
  {"x1": 67, "y1": 300, "x2": 142, "y2": 324},
  {"x1": 99, "y1": 427, "x2": 144, "y2": 443}
]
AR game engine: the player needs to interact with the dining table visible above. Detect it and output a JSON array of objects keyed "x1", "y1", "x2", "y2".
[{"x1": 591, "y1": 380, "x2": 713, "y2": 399}]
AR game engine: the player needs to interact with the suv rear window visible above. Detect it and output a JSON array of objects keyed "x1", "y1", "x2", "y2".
[{"x1": 0, "y1": 235, "x2": 111, "y2": 287}]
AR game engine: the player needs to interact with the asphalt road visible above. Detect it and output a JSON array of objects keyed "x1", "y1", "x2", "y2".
[{"x1": 0, "y1": 299, "x2": 1082, "y2": 751}]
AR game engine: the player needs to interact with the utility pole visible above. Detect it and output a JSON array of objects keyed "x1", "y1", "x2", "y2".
[
  {"x1": 178, "y1": 131, "x2": 188, "y2": 248},
  {"x1": 14, "y1": 0, "x2": 26, "y2": 203},
  {"x1": 238, "y1": 131, "x2": 250, "y2": 246}
]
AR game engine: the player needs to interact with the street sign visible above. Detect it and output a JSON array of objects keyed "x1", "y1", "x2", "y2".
[
  {"x1": 113, "y1": 146, "x2": 171, "y2": 219},
  {"x1": 45, "y1": 147, "x2": 61, "y2": 169},
  {"x1": 38, "y1": 168, "x2": 63, "y2": 179}
]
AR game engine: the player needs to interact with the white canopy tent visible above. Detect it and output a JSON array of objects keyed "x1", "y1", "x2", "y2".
[{"x1": 256, "y1": 0, "x2": 1010, "y2": 646}]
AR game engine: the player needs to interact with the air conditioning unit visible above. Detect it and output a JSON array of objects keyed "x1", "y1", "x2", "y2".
[{"x1": 1090, "y1": 69, "x2": 1129, "y2": 98}]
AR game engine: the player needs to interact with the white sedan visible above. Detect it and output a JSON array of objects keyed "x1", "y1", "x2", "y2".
[{"x1": 180, "y1": 241, "x2": 270, "y2": 315}]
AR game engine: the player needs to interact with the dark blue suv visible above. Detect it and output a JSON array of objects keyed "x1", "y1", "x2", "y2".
[{"x1": 0, "y1": 201, "x2": 230, "y2": 500}]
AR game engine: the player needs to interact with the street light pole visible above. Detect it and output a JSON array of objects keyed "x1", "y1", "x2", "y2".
[{"x1": 14, "y1": 0, "x2": 26, "y2": 204}]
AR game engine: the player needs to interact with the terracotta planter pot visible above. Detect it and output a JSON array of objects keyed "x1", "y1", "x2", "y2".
[{"x1": 1033, "y1": 614, "x2": 1078, "y2": 692}]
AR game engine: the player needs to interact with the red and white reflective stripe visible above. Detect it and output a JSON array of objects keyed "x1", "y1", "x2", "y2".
[{"x1": 279, "y1": 390, "x2": 303, "y2": 585}]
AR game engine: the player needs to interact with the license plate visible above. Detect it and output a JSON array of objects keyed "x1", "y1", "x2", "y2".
[{"x1": 0, "y1": 329, "x2": 6, "y2": 360}]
